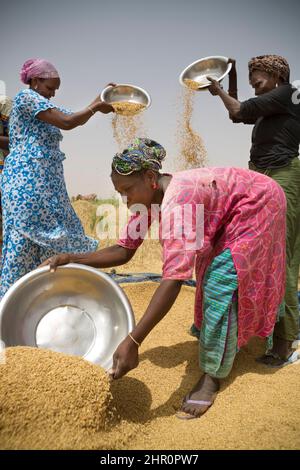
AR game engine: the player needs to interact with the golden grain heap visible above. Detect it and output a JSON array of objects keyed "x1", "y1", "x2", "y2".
[
  {"x1": 0, "y1": 347, "x2": 114, "y2": 449},
  {"x1": 1, "y1": 283, "x2": 299, "y2": 450}
]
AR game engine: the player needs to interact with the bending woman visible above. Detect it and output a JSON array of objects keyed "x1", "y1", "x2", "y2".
[
  {"x1": 42, "y1": 138, "x2": 287, "y2": 419},
  {"x1": 0, "y1": 58, "x2": 114, "y2": 298},
  {"x1": 207, "y1": 55, "x2": 300, "y2": 365}
]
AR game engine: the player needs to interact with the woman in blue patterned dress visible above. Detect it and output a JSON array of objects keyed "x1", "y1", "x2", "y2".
[{"x1": 0, "y1": 58, "x2": 114, "y2": 298}]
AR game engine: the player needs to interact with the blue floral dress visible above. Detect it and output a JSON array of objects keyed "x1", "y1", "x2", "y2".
[{"x1": 0, "y1": 89, "x2": 98, "y2": 297}]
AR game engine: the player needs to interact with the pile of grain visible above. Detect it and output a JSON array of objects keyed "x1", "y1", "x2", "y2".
[
  {"x1": 1, "y1": 282, "x2": 299, "y2": 449},
  {"x1": 0, "y1": 347, "x2": 139, "y2": 450},
  {"x1": 112, "y1": 101, "x2": 146, "y2": 116},
  {"x1": 176, "y1": 88, "x2": 207, "y2": 170},
  {"x1": 65, "y1": 204, "x2": 300, "y2": 450}
]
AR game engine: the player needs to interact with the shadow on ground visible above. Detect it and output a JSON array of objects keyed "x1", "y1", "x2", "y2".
[{"x1": 109, "y1": 336, "x2": 279, "y2": 424}]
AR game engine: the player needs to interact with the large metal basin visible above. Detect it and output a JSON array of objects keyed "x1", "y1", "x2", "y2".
[
  {"x1": 100, "y1": 83, "x2": 151, "y2": 113},
  {"x1": 0, "y1": 264, "x2": 135, "y2": 370},
  {"x1": 179, "y1": 55, "x2": 232, "y2": 90}
]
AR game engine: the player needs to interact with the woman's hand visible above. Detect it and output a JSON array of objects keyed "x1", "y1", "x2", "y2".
[
  {"x1": 96, "y1": 83, "x2": 117, "y2": 113},
  {"x1": 207, "y1": 76, "x2": 223, "y2": 96},
  {"x1": 228, "y1": 57, "x2": 236, "y2": 69},
  {"x1": 89, "y1": 96, "x2": 114, "y2": 114},
  {"x1": 39, "y1": 253, "x2": 71, "y2": 272},
  {"x1": 108, "y1": 336, "x2": 139, "y2": 380},
  {"x1": 228, "y1": 58, "x2": 236, "y2": 66},
  {"x1": 227, "y1": 58, "x2": 238, "y2": 99},
  {"x1": 98, "y1": 101, "x2": 115, "y2": 114}
]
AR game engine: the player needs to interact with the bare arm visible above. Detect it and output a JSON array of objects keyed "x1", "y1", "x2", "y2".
[
  {"x1": 227, "y1": 58, "x2": 238, "y2": 99},
  {"x1": 128, "y1": 279, "x2": 183, "y2": 344},
  {"x1": 218, "y1": 88, "x2": 241, "y2": 117},
  {"x1": 111, "y1": 279, "x2": 183, "y2": 379},
  {"x1": 37, "y1": 96, "x2": 114, "y2": 130},
  {"x1": 40, "y1": 244, "x2": 137, "y2": 270},
  {"x1": 207, "y1": 58, "x2": 242, "y2": 119},
  {"x1": 208, "y1": 76, "x2": 241, "y2": 118},
  {"x1": 0, "y1": 135, "x2": 9, "y2": 151}
]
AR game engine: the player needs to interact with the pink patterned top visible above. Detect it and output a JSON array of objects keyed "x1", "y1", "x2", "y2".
[{"x1": 117, "y1": 168, "x2": 286, "y2": 347}]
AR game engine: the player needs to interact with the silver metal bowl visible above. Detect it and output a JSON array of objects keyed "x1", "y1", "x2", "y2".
[
  {"x1": 0, "y1": 264, "x2": 135, "y2": 370},
  {"x1": 100, "y1": 84, "x2": 151, "y2": 110},
  {"x1": 179, "y1": 55, "x2": 232, "y2": 90}
]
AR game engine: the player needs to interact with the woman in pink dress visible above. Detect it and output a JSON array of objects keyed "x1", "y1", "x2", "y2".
[{"x1": 43, "y1": 138, "x2": 287, "y2": 419}]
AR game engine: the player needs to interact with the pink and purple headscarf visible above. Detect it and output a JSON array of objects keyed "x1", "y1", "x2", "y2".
[{"x1": 20, "y1": 58, "x2": 60, "y2": 84}]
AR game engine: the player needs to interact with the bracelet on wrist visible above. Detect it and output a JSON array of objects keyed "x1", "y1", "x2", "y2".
[
  {"x1": 128, "y1": 333, "x2": 141, "y2": 347},
  {"x1": 87, "y1": 106, "x2": 95, "y2": 116}
]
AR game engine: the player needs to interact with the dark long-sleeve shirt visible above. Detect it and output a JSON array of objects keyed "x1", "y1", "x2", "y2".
[{"x1": 237, "y1": 84, "x2": 300, "y2": 168}]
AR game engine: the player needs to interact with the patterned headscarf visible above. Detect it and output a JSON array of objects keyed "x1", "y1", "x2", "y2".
[
  {"x1": 248, "y1": 55, "x2": 290, "y2": 82},
  {"x1": 112, "y1": 138, "x2": 166, "y2": 175},
  {"x1": 20, "y1": 58, "x2": 60, "y2": 84}
]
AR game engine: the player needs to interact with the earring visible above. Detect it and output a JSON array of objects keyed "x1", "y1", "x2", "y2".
[
  {"x1": 34, "y1": 86, "x2": 38, "y2": 90},
  {"x1": 152, "y1": 182, "x2": 158, "y2": 190}
]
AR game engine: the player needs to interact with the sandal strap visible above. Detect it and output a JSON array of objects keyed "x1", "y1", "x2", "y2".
[
  {"x1": 265, "y1": 351, "x2": 282, "y2": 360},
  {"x1": 186, "y1": 399, "x2": 212, "y2": 406}
]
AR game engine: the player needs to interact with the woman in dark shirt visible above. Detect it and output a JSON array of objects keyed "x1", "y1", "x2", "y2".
[{"x1": 207, "y1": 55, "x2": 300, "y2": 366}]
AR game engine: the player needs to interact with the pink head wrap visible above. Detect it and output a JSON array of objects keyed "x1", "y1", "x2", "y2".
[{"x1": 20, "y1": 58, "x2": 60, "y2": 84}]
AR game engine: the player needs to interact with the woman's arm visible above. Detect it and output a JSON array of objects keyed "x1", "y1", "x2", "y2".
[
  {"x1": 207, "y1": 59, "x2": 243, "y2": 120},
  {"x1": 0, "y1": 135, "x2": 9, "y2": 151},
  {"x1": 227, "y1": 58, "x2": 238, "y2": 99},
  {"x1": 37, "y1": 96, "x2": 114, "y2": 130},
  {"x1": 110, "y1": 279, "x2": 183, "y2": 379},
  {"x1": 207, "y1": 76, "x2": 241, "y2": 118},
  {"x1": 40, "y1": 244, "x2": 137, "y2": 270}
]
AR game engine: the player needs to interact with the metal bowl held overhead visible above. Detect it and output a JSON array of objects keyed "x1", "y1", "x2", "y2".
[
  {"x1": 179, "y1": 56, "x2": 232, "y2": 90},
  {"x1": 0, "y1": 264, "x2": 135, "y2": 370},
  {"x1": 101, "y1": 84, "x2": 151, "y2": 115}
]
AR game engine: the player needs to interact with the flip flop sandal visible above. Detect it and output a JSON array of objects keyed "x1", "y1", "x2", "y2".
[
  {"x1": 176, "y1": 393, "x2": 217, "y2": 420},
  {"x1": 256, "y1": 350, "x2": 300, "y2": 368},
  {"x1": 276, "y1": 350, "x2": 300, "y2": 368}
]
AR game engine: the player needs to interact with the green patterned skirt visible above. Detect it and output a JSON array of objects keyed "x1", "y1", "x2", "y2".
[{"x1": 190, "y1": 248, "x2": 238, "y2": 379}]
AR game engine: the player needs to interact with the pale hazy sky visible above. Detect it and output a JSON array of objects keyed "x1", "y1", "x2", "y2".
[{"x1": 2, "y1": 0, "x2": 300, "y2": 197}]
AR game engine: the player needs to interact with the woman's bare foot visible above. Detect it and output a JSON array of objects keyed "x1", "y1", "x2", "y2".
[
  {"x1": 177, "y1": 374, "x2": 220, "y2": 419},
  {"x1": 256, "y1": 336, "x2": 295, "y2": 366},
  {"x1": 272, "y1": 336, "x2": 294, "y2": 359}
]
